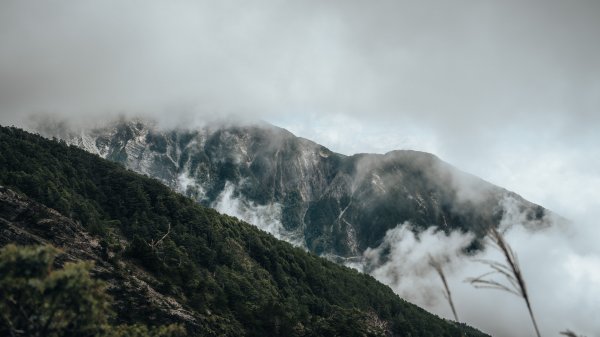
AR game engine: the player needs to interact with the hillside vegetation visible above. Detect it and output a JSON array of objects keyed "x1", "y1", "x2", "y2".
[{"x1": 0, "y1": 126, "x2": 488, "y2": 337}]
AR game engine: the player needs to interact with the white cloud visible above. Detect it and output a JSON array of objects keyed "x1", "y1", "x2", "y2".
[
  {"x1": 356, "y1": 222, "x2": 474, "y2": 308},
  {"x1": 354, "y1": 198, "x2": 600, "y2": 337},
  {"x1": 211, "y1": 181, "x2": 305, "y2": 246}
]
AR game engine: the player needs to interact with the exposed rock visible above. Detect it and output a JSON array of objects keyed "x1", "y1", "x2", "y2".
[
  {"x1": 43, "y1": 119, "x2": 558, "y2": 259},
  {"x1": 0, "y1": 186, "x2": 203, "y2": 330}
]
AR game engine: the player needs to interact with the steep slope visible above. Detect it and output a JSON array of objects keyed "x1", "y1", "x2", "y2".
[
  {"x1": 0, "y1": 186, "x2": 201, "y2": 329},
  {"x1": 46, "y1": 119, "x2": 552, "y2": 259},
  {"x1": 0, "y1": 125, "x2": 489, "y2": 337}
]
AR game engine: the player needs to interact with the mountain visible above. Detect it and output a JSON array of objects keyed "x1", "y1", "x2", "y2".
[
  {"x1": 45, "y1": 118, "x2": 552, "y2": 261},
  {"x1": 0, "y1": 125, "x2": 488, "y2": 336}
]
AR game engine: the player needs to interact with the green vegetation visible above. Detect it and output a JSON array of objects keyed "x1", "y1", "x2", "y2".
[
  {"x1": 0, "y1": 126, "x2": 488, "y2": 336},
  {"x1": 0, "y1": 244, "x2": 183, "y2": 337}
]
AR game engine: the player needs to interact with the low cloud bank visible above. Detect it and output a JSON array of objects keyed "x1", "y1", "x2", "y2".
[{"x1": 352, "y1": 198, "x2": 600, "y2": 337}]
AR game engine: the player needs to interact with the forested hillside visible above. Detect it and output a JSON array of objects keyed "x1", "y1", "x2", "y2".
[{"x1": 0, "y1": 126, "x2": 488, "y2": 336}]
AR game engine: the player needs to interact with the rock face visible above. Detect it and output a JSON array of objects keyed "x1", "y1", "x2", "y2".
[
  {"x1": 0, "y1": 186, "x2": 202, "y2": 329},
  {"x1": 49, "y1": 119, "x2": 551, "y2": 259}
]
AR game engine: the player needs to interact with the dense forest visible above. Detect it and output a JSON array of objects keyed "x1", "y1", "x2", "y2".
[{"x1": 0, "y1": 126, "x2": 488, "y2": 336}]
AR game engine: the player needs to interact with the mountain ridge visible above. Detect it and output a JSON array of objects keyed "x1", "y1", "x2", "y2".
[
  {"x1": 39, "y1": 117, "x2": 555, "y2": 260},
  {"x1": 0, "y1": 125, "x2": 489, "y2": 336}
]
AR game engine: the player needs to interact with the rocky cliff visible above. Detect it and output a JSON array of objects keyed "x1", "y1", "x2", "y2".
[{"x1": 43, "y1": 118, "x2": 553, "y2": 262}]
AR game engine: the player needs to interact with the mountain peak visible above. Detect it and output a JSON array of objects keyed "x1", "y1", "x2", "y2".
[{"x1": 45, "y1": 117, "x2": 555, "y2": 260}]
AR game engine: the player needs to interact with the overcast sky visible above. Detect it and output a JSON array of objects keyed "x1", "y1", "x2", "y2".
[
  {"x1": 1, "y1": 1, "x2": 599, "y2": 333},
  {"x1": 2, "y1": 0, "x2": 599, "y2": 220}
]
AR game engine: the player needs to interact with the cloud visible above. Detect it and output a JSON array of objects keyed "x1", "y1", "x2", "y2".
[
  {"x1": 1, "y1": 1, "x2": 599, "y2": 131},
  {"x1": 2, "y1": 1, "x2": 599, "y2": 212},
  {"x1": 212, "y1": 181, "x2": 305, "y2": 246},
  {"x1": 354, "y1": 198, "x2": 600, "y2": 337},
  {"x1": 453, "y1": 223, "x2": 600, "y2": 337},
  {"x1": 356, "y1": 222, "x2": 474, "y2": 308},
  {"x1": 1, "y1": 2, "x2": 599, "y2": 335}
]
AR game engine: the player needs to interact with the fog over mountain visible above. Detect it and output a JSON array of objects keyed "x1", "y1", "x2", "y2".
[
  {"x1": 360, "y1": 201, "x2": 600, "y2": 337},
  {"x1": 2, "y1": 1, "x2": 600, "y2": 336},
  {"x1": 38, "y1": 117, "x2": 598, "y2": 337}
]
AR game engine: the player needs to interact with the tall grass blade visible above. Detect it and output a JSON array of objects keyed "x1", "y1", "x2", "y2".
[
  {"x1": 466, "y1": 227, "x2": 541, "y2": 337},
  {"x1": 429, "y1": 255, "x2": 460, "y2": 322}
]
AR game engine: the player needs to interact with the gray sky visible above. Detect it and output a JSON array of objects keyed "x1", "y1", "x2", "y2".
[
  {"x1": 1, "y1": 0, "x2": 598, "y2": 209},
  {"x1": 1, "y1": 1, "x2": 599, "y2": 333}
]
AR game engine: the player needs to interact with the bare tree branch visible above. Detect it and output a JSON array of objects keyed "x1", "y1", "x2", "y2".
[{"x1": 144, "y1": 223, "x2": 171, "y2": 252}]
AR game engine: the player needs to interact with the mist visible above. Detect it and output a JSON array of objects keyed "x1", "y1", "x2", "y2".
[
  {"x1": 2, "y1": 1, "x2": 599, "y2": 131},
  {"x1": 1, "y1": 1, "x2": 599, "y2": 208},
  {"x1": 2, "y1": 1, "x2": 599, "y2": 335},
  {"x1": 211, "y1": 181, "x2": 305, "y2": 246},
  {"x1": 353, "y1": 198, "x2": 600, "y2": 337}
]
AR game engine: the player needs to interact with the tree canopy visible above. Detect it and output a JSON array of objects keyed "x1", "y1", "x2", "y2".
[{"x1": 0, "y1": 244, "x2": 183, "y2": 337}]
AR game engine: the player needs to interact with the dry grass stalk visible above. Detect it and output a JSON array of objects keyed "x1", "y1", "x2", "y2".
[
  {"x1": 466, "y1": 227, "x2": 541, "y2": 337},
  {"x1": 560, "y1": 330, "x2": 586, "y2": 337},
  {"x1": 428, "y1": 255, "x2": 460, "y2": 323}
]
